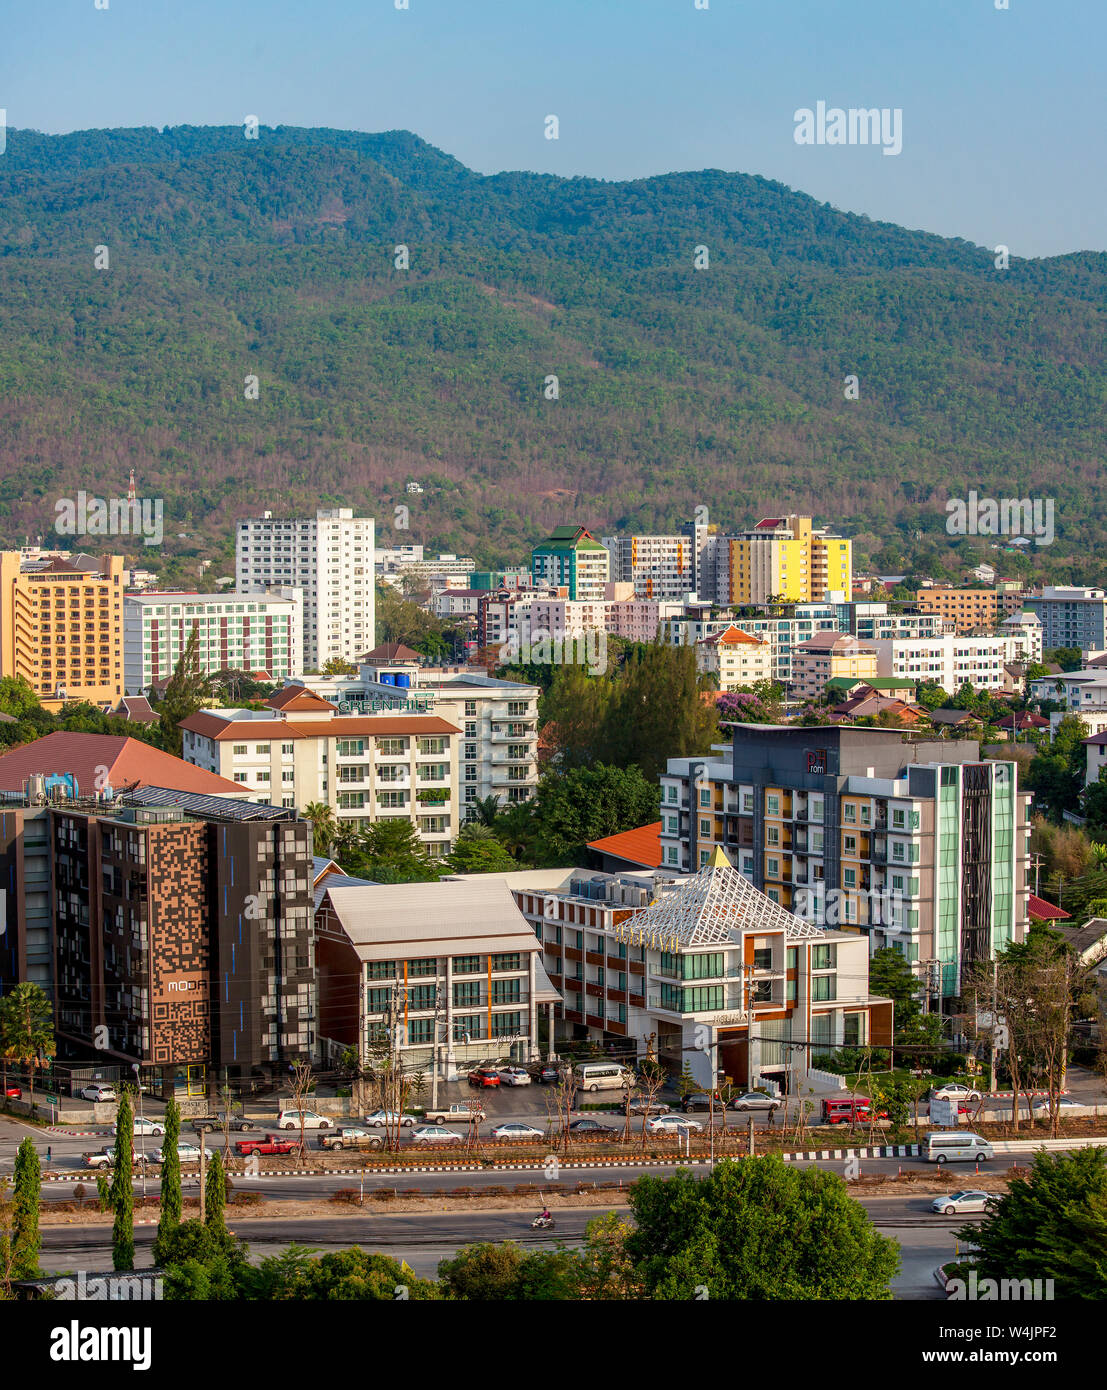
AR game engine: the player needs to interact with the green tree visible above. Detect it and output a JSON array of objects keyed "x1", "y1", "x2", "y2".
[
  {"x1": 338, "y1": 817, "x2": 442, "y2": 883},
  {"x1": 10, "y1": 1138, "x2": 41, "y2": 1280},
  {"x1": 437, "y1": 1242, "x2": 525, "y2": 1300},
  {"x1": 302, "y1": 801, "x2": 339, "y2": 860},
  {"x1": 321, "y1": 658, "x2": 358, "y2": 676},
  {"x1": 625, "y1": 1157, "x2": 899, "y2": 1299},
  {"x1": 0, "y1": 982, "x2": 55, "y2": 1115},
  {"x1": 960, "y1": 1147, "x2": 1107, "y2": 1299},
  {"x1": 158, "y1": 1219, "x2": 249, "y2": 1301},
  {"x1": 528, "y1": 763, "x2": 660, "y2": 865},
  {"x1": 154, "y1": 1097, "x2": 183, "y2": 1262},
  {"x1": 539, "y1": 663, "x2": 614, "y2": 770},
  {"x1": 914, "y1": 681, "x2": 949, "y2": 711},
  {"x1": 1027, "y1": 715, "x2": 1089, "y2": 821},
  {"x1": 156, "y1": 626, "x2": 211, "y2": 756},
  {"x1": 444, "y1": 824, "x2": 519, "y2": 874},
  {"x1": 110, "y1": 1090, "x2": 135, "y2": 1272},
  {"x1": 205, "y1": 1151, "x2": 227, "y2": 1232},
  {"x1": 1043, "y1": 647, "x2": 1083, "y2": 673},
  {"x1": 0, "y1": 676, "x2": 42, "y2": 720},
  {"x1": 598, "y1": 643, "x2": 716, "y2": 783}
]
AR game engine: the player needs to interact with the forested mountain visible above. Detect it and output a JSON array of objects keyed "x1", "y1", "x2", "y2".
[{"x1": 1, "y1": 124, "x2": 1104, "y2": 581}]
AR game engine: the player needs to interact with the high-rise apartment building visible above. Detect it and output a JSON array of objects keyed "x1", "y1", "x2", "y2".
[
  {"x1": 913, "y1": 587, "x2": 1025, "y2": 634},
  {"x1": 235, "y1": 508, "x2": 375, "y2": 670},
  {"x1": 124, "y1": 589, "x2": 303, "y2": 692},
  {"x1": 601, "y1": 533, "x2": 695, "y2": 601},
  {"x1": 530, "y1": 526, "x2": 610, "y2": 601},
  {"x1": 726, "y1": 516, "x2": 853, "y2": 605},
  {"x1": 1025, "y1": 587, "x2": 1107, "y2": 653},
  {"x1": 660, "y1": 726, "x2": 1030, "y2": 1001},
  {"x1": 2, "y1": 786, "x2": 313, "y2": 1091},
  {"x1": 181, "y1": 688, "x2": 461, "y2": 857},
  {"x1": 0, "y1": 552, "x2": 125, "y2": 712}
]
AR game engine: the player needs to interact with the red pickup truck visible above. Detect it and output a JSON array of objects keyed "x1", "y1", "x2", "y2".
[{"x1": 234, "y1": 1133, "x2": 303, "y2": 1157}]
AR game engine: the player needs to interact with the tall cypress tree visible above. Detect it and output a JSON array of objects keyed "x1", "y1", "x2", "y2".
[
  {"x1": 154, "y1": 1096, "x2": 182, "y2": 1264},
  {"x1": 205, "y1": 1151, "x2": 226, "y2": 1232},
  {"x1": 11, "y1": 1138, "x2": 41, "y2": 1279},
  {"x1": 110, "y1": 1089, "x2": 135, "y2": 1271}
]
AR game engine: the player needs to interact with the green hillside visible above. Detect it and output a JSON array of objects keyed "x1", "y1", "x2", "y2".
[{"x1": 0, "y1": 124, "x2": 1104, "y2": 582}]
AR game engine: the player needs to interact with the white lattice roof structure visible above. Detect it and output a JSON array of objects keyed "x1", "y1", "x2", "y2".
[{"x1": 614, "y1": 846, "x2": 827, "y2": 952}]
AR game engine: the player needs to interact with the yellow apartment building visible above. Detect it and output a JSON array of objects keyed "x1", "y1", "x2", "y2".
[
  {"x1": 726, "y1": 515, "x2": 852, "y2": 605},
  {"x1": 0, "y1": 552, "x2": 126, "y2": 711}
]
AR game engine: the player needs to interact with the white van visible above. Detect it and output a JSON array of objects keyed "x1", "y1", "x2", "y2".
[
  {"x1": 574, "y1": 1063, "x2": 633, "y2": 1092},
  {"x1": 926, "y1": 1131, "x2": 993, "y2": 1163}
]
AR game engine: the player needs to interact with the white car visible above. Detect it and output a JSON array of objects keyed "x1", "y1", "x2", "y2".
[
  {"x1": 116, "y1": 1116, "x2": 164, "y2": 1137},
  {"x1": 490, "y1": 1123, "x2": 545, "y2": 1141},
  {"x1": 1031, "y1": 1096, "x2": 1081, "y2": 1113},
  {"x1": 647, "y1": 1114, "x2": 703, "y2": 1135},
  {"x1": 158, "y1": 1142, "x2": 214, "y2": 1163},
  {"x1": 411, "y1": 1125, "x2": 463, "y2": 1144},
  {"x1": 363, "y1": 1109, "x2": 416, "y2": 1128},
  {"x1": 498, "y1": 1067, "x2": 532, "y2": 1087},
  {"x1": 932, "y1": 1083, "x2": 982, "y2": 1103},
  {"x1": 80, "y1": 1084, "x2": 117, "y2": 1103},
  {"x1": 931, "y1": 1189, "x2": 991, "y2": 1215},
  {"x1": 278, "y1": 1109, "x2": 334, "y2": 1130}
]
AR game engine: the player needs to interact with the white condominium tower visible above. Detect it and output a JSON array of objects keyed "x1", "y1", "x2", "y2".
[{"x1": 236, "y1": 508, "x2": 375, "y2": 671}]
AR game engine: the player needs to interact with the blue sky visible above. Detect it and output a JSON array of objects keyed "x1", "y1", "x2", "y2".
[{"x1": 3, "y1": 0, "x2": 1104, "y2": 257}]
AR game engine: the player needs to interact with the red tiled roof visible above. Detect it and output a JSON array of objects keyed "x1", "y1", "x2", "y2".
[
  {"x1": 997, "y1": 712, "x2": 1048, "y2": 730},
  {"x1": 1028, "y1": 895, "x2": 1071, "y2": 922},
  {"x1": 586, "y1": 822, "x2": 663, "y2": 869},
  {"x1": 180, "y1": 713, "x2": 460, "y2": 742},
  {"x1": 266, "y1": 685, "x2": 337, "y2": 712},
  {"x1": 0, "y1": 732, "x2": 243, "y2": 795},
  {"x1": 700, "y1": 625, "x2": 766, "y2": 646}
]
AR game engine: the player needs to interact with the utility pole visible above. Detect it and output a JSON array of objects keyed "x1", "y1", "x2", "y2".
[
  {"x1": 989, "y1": 959, "x2": 999, "y2": 1095},
  {"x1": 198, "y1": 1138, "x2": 206, "y2": 1223},
  {"x1": 1029, "y1": 852, "x2": 1044, "y2": 897}
]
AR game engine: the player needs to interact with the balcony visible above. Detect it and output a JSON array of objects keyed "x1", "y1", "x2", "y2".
[
  {"x1": 608, "y1": 987, "x2": 626, "y2": 1004},
  {"x1": 586, "y1": 1014, "x2": 605, "y2": 1030},
  {"x1": 564, "y1": 946, "x2": 583, "y2": 963},
  {"x1": 628, "y1": 960, "x2": 645, "y2": 976},
  {"x1": 606, "y1": 954, "x2": 627, "y2": 971},
  {"x1": 629, "y1": 993, "x2": 645, "y2": 1008},
  {"x1": 564, "y1": 1008, "x2": 583, "y2": 1024},
  {"x1": 586, "y1": 982, "x2": 604, "y2": 999},
  {"x1": 585, "y1": 950, "x2": 604, "y2": 967}
]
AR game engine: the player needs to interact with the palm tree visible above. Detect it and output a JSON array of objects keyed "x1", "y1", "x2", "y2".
[
  {"x1": 470, "y1": 795, "x2": 501, "y2": 828},
  {"x1": 1, "y1": 983, "x2": 55, "y2": 1116},
  {"x1": 302, "y1": 801, "x2": 338, "y2": 860}
]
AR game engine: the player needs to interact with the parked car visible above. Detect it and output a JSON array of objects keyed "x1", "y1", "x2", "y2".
[
  {"x1": 1030, "y1": 1095, "x2": 1081, "y2": 1114},
  {"x1": 423, "y1": 1103, "x2": 485, "y2": 1125},
  {"x1": 931, "y1": 1190, "x2": 991, "y2": 1215},
  {"x1": 647, "y1": 1114, "x2": 703, "y2": 1134},
  {"x1": 823, "y1": 1096, "x2": 880, "y2": 1125},
  {"x1": 190, "y1": 1111, "x2": 256, "y2": 1133},
  {"x1": 411, "y1": 1125, "x2": 464, "y2": 1144},
  {"x1": 116, "y1": 1116, "x2": 164, "y2": 1137},
  {"x1": 278, "y1": 1109, "x2": 334, "y2": 1131},
  {"x1": 490, "y1": 1122, "x2": 545, "y2": 1141},
  {"x1": 4, "y1": 1084, "x2": 22, "y2": 1099},
  {"x1": 498, "y1": 1067, "x2": 532, "y2": 1087},
  {"x1": 730, "y1": 1091, "x2": 782, "y2": 1115},
  {"x1": 567, "y1": 1118, "x2": 618, "y2": 1136},
  {"x1": 363, "y1": 1108, "x2": 417, "y2": 1128},
  {"x1": 84, "y1": 1148, "x2": 152, "y2": 1170},
  {"x1": 80, "y1": 1084, "x2": 117, "y2": 1103},
  {"x1": 162, "y1": 1142, "x2": 215, "y2": 1163},
  {"x1": 932, "y1": 1083, "x2": 982, "y2": 1103},
  {"x1": 319, "y1": 1127, "x2": 384, "y2": 1151},
  {"x1": 527, "y1": 1064, "x2": 563, "y2": 1085},
  {"x1": 234, "y1": 1134, "x2": 303, "y2": 1157},
  {"x1": 468, "y1": 1068, "x2": 502, "y2": 1088},
  {"x1": 627, "y1": 1097, "x2": 670, "y2": 1116}
]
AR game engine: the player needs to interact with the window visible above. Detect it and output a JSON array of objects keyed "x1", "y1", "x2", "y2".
[
  {"x1": 683, "y1": 985, "x2": 724, "y2": 1013},
  {"x1": 766, "y1": 794, "x2": 780, "y2": 816},
  {"x1": 699, "y1": 788, "x2": 711, "y2": 807},
  {"x1": 337, "y1": 738, "x2": 366, "y2": 757},
  {"x1": 378, "y1": 738, "x2": 407, "y2": 756},
  {"x1": 367, "y1": 960, "x2": 397, "y2": 980},
  {"x1": 700, "y1": 819, "x2": 711, "y2": 837},
  {"x1": 255, "y1": 744, "x2": 268, "y2": 755},
  {"x1": 843, "y1": 803, "x2": 856, "y2": 824},
  {"x1": 233, "y1": 773, "x2": 248, "y2": 784},
  {"x1": 741, "y1": 791, "x2": 754, "y2": 813},
  {"x1": 766, "y1": 856, "x2": 780, "y2": 878},
  {"x1": 753, "y1": 947, "x2": 773, "y2": 972},
  {"x1": 811, "y1": 943, "x2": 835, "y2": 970},
  {"x1": 367, "y1": 988, "x2": 392, "y2": 1012},
  {"x1": 492, "y1": 1012, "x2": 522, "y2": 1037},
  {"x1": 765, "y1": 825, "x2": 780, "y2": 846},
  {"x1": 491, "y1": 952, "x2": 522, "y2": 972},
  {"x1": 407, "y1": 984, "x2": 436, "y2": 1011},
  {"x1": 281, "y1": 743, "x2": 294, "y2": 756},
  {"x1": 452, "y1": 954, "x2": 482, "y2": 975},
  {"x1": 843, "y1": 867, "x2": 856, "y2": 888},
  {"x1": 491, "y1": 979, "x2": 521, "y2": 1005},
  {"x1": 891, "y1": 808, "x2": 906, "y2": 830},
  {"x1": 682, "y1": 952, "x2": 724, "y2": 980},
  {"x1": 812, "y1": 975, "x2": 836, "y2": 1002},
  {"x1": 407, "y1": 957, "x2": 437, "y2": 977},
  {"x1": 233, "y1": 744, "x2": 247, "y2": 756},
  {"x1": 667, "y1": 785, "x2": 677, "y2": 803},
  {"x1": 843, "y1": 834, "x2": 857, "y2": 855},
  {"x1": 843, "y1": 1013, "x2": 861, "y2": 1046}
]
